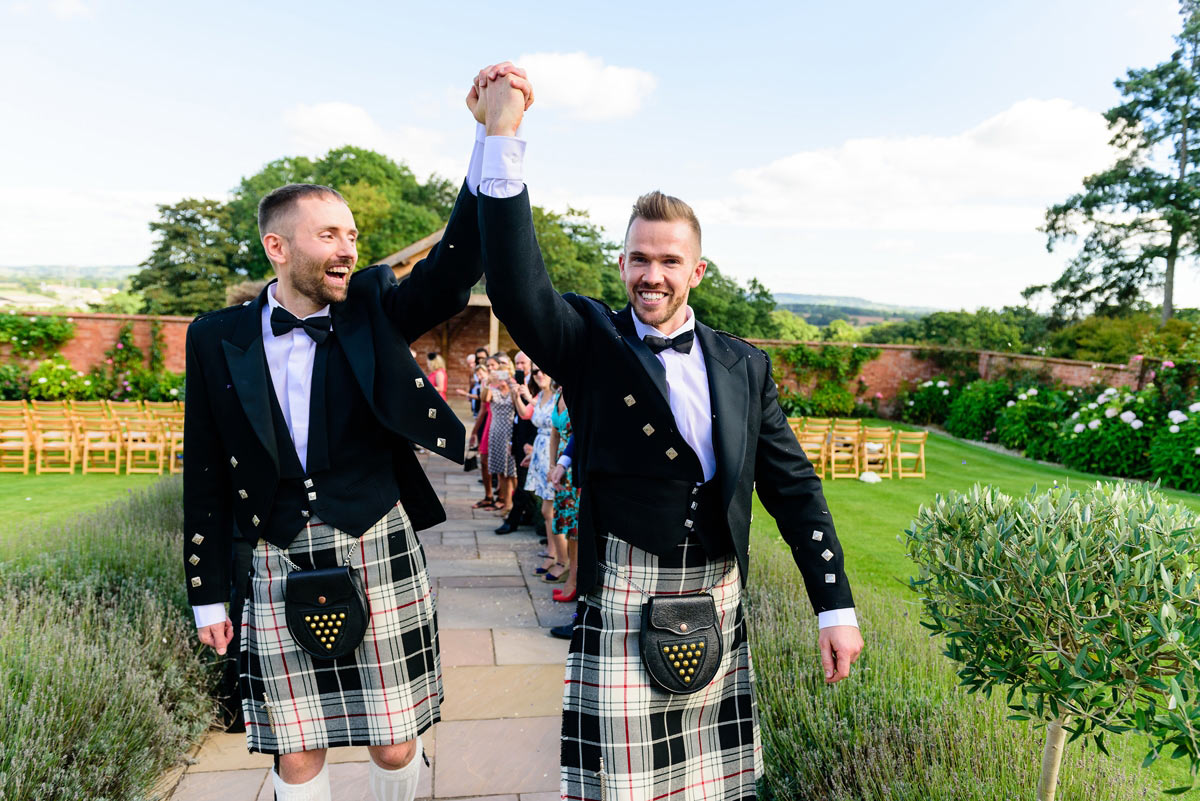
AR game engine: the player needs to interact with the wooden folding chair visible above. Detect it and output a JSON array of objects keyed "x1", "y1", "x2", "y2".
[
  {"x1": 152, "y1": 409, "x2": 186, "y2": 474},
  {"x1": 32, "y1": 412, "x2": 76, "y2": 473},
  {"x1": 0, "y1": 412, "x2": 32, "y2": 473},
  {"x1": 69, "y1": 399, "x2": 110, "y2": 416},
  {"x1": 805, "y1": 417, "x2": 832, "y2": 428},
  {"x1": 123, "y1": 416, "x2": 167, "y2": 474},
  {"x1": 0, "y1": 400, "x2": 30, "y2": 414},
  {"x1": 143, "y1": 400, "x2": 182, "y2": 415},
  {"x1": 828, "y1": 430, "x2": 860, "y2": 479},
  {"x1": 787, "y1": 416, "x2": 805, "y2": 440},
  {"x1": 860, "y1": 426, "x2": 893, "y2": 478},
  {"x1": 29, "y1": 399, "x2": 69, "y2": 412},
  {"x1": 79, "y1": 415, "x2": 123, "y2": 474},
  {"x1": 895, "y1": 430, "x2": 928, "y2": 479}
]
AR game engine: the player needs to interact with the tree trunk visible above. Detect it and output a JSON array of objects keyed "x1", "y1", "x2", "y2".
[
  {"x1": 1164, "y1": 227, "x2": 1179, "y2": 326},
  {"x1": 1036, "y1": 716, "x2": 1070, "y2": 801}
]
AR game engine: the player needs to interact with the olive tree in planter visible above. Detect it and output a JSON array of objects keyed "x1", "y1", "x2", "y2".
[{"x1": 904, "y1": 482, "x2": 1200, "y2": 799}]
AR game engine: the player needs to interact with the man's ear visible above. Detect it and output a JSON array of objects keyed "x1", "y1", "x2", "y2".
[
  {"x1": 262, "y1": 232, "x2": 287, "y2": 266},
  {"x1": 617, "y1": 251, "x2": 627, "y2": 282},
  {"x1": 689, "y1": 259, "x2": 708, "y2": 289}
]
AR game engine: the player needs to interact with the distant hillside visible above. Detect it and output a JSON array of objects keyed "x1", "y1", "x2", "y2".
[
  {"x1": 0, "y1": 265, "x2": 137, "y2": 281},
  {"x1": 773, "y1": 292, "x2": 944, "y2": 315}
]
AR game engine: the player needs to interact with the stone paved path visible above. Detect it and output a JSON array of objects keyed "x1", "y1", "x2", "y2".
[{"x1": 162, "y1": 449, "x2": 573, "y2": 801}]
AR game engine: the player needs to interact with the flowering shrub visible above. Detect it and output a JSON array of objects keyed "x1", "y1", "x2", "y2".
[
  {"x1": 895, "y1": 377, "x2": 956, "y2": 425},
  {"x1": 1149, "y1": 403, "x2": 1200, "y2": 493},
  {"x1": 993, "y1": 386, "x2": 1075, "y2": 460},
  {"x1": 0, "y1": 312, "x2": 75, "y2": 361},
  {"x1": 1055, "y1": 386, "x2": 1159, "y2": 479},
  {"x1": 0, "y1": 363, "x2": 28, "y2": 400},
  {"x1": 25, "y1": 355, "x2": 99, "y2": 401},
  {"x1": 944, "y1": 380, "x2": 1012, "y2": 441}
]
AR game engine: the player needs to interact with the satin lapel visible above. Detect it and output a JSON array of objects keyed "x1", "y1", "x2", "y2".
[
  {"x1": 613, "y1": 305, "x2": 670, "y2": 406},
  {"x1": 696, "y1": 322, "x2": 747, "y2": 507},
  {"x1": 222, "y1": 288, "x2": 279, "y2": 471},
  {"x1": 331, "y1": 301, "x2": 376, "y2": 414}
]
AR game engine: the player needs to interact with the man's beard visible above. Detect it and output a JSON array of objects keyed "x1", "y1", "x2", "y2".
[
  {"x1": 291, "y1": 253, "x2": 351, "y2": 307},
  {"x1": 626, "y1": 283, "x2": 685, "y2": 328}
]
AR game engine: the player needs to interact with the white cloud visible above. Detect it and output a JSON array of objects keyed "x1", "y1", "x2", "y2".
[
  {"x1": 710, "y1": 98, "x2": 1117, "y2": 234},
  {"x1": 49, "y1": 0, "x2": 92, "y2": 20},
  {"x1": 282, "y1": 102, "x2": 461, "y2": 180},
  {"x1": 516, "y1": 52, "x2": 657, "y2": 121}
]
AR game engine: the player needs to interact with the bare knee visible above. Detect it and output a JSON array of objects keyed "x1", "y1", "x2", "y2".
[
  {"x1": 278, "y1": 748, "x2": 327, "y2": 783},
  {"x1": 369, "y1": 739, "x2": 418, "y2": 770}
]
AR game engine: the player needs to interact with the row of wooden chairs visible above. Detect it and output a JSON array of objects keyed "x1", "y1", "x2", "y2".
[
  {"x1": 787, "y1": 417, "x2": 927, "y2": 480},
  {"x1": 0, "y1": 400, "x2": 184, "y2": 475}
]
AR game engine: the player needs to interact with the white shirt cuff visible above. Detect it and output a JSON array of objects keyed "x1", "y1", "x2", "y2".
[
  {"x1": 466, "y1": 123, "x2": 486, "y2": 196},
  {"x1": 818, "y1": 607, "x2": 858, "y2": 629},
  {"x1": 480, "y1": 133, "x2": 526, "y2": 198},
  {"x1": 557, "y1": 454, "x2": 572, "y2": 468},
  {"x1": 193, "y1": 602, "x2": 229, "y2": 629}
]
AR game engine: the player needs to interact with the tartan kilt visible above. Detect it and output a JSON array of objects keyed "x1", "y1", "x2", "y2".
[
  {"x1": 561, "y1": 532, "x2": 763, "y2": 801},
  {"x1": 240, "y1": 502, "x2": 442, "y2": 755}
]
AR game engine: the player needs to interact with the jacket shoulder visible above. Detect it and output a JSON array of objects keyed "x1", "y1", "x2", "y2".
[
  {"x1": 188, "y1": 303, "x2": 245, "y2": 334},
  {"x1": 350, "y1": 263, "x2": 394, "y2": 292},
  {"x1": 713, "y1": 329, "x2": 765, "y2": 358}
]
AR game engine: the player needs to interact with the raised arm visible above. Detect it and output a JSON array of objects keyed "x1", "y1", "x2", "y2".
[{"x1": 473, "y1": 68, "x2": 587, "y2": 389}]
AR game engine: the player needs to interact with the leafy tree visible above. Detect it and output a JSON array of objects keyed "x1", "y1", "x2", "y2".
[
  {"x1": 769, "y1": 309, "x2": 820, "y2": 341},
  {"x1": 1028, "y1": 0, "x2": 1200, "y2": 325},
  {"x1": 131, "y1": 199, "x2": 243, "y2": 316},
  {"x1": 531, "y1": 206, "x2": 624, "y2": 307},
  {"x1": 819, "y1": 319, "x2": 861, "y2": 342},
  {"x1": 1047, "y1": 314, "x2": 1158, "y2": 363},
  {"x1": 689, "y1": 261, "x2": 780, "y2": 338},
  {"x1": 863, "y1": 307, "x2": 1043, "y2": 352}
]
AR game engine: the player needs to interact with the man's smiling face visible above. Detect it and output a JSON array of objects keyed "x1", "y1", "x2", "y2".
[
  {"x1": 618, "y1": 217, "x2": 707, "y2": 333},
  {"x1": 281, "y1": 195, "x2": 358, "y2": 307}
]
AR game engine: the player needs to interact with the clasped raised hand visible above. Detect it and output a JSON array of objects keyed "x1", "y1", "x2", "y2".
[{"x1": 465, "y1": 61, "x2": 534, "y2": 136}]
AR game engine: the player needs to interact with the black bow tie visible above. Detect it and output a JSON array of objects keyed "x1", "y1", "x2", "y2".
[
  {"x1": 271, "y1": 307, "x2": 331, "y2": 344},
  {"x1": 642, "y1": 330, "x2": 694, "y2": 355}
]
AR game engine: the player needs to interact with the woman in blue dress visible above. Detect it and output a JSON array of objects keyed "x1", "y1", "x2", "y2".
[{"x1": 515, "y1": 367, "x2": 564, "y2": 581}]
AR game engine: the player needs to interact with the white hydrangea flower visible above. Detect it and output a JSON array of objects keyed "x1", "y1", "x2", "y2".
[
  {"x1": 1088, "y1": 403, "x2": 1098, "y2": 410},
  {"x1": 1104, "y1": 407, "x2": 1118, "y2": 418},
  {"x1": 1170, "y1": 425, "x2": 1181, "y2": 433},
  {"x1": 922, "y1": 381, "x2": 933, "y2": 388},
  {"x1": 1067, "y1": 390, "x2": 1074, "y2": 396},
  {"x1": 1195, "y1": 446, "x2": 1200, "y2": 456},
  {"x1": 1119, "y1": 410, "x2": 1136, "y2": 423},
  {"x1": 1018, "y1": 394, "x2": 1027, "y2": 401},
  {"x1": 169, "y1": 388, "x2": 179, "y2": 396},
  {"x1": 1006, "y1": 400, "x2": 1016, "y2": 407},
  {"x1": 37, "y1": 377, "x2": 47, "y2": 384},
  {"x1": 1071, "y1": 411, "x2": 1080, "y2": 419},
  {"x1": 936, "y1": 380, "x2": 948, "y2": 388},
  {"x1": 1189, "y1": 402, "x2": 1200, "y2": 413},
  {"x1": 1074, "y1": 423, "x2": 1086, "y2": 434},
  {"x1": 1028, "y1": 388, "x2": 1038, "y2": 396},
  {"x1": 1088, "y1": 419, "x2": 1101, "y2": 430},
  {"x1": 1131, "y1": 420, "x2": 1144, "y2": 429},
  {"x1": 908, "y1": 401, "x2": 915, "y2": 406},
  {"x1": 83, "y1": 380, "x2": 91, "y2": 386},
  {"x1": 942, "y1": 389, "x2": 950, "y2": 396}
]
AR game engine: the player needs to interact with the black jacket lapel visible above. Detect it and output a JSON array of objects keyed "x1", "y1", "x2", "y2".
[
  {"x1": 696, "y1": 322, "x2": 747, "y2": 507},
  {"x1": 332, "y1": 299, "x2": 376, "y2": 412},
  {"x1": 223, "y1": 286, "x2": 279, "y2": 472},
  {"x1": 613, "y1": 305, "x2": 670, "y2": 406}
]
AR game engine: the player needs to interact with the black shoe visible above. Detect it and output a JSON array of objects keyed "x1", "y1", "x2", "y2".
[
  {"x1": 494, "y1": 522, "x2": 517, "y2": 535},
  {"x1": 549, "y1": 622, "x2": 574, "y2": 640}
]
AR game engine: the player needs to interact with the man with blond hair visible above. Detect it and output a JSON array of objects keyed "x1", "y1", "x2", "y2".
[{"x1": 470, "y1": 64, "x2": 863, "y2": 799}]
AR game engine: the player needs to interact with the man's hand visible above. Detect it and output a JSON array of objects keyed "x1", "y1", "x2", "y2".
[
  {"x1": 479, "y1": 64, "x2": 532, "y2": 137},
  {"x1": 818, "y1": 625, "x2": 863, "y2": 684},
  {"x1": 466, "y1": 62, "x2": 533, "y2": 127},
  {"x1": 549, "y1": 463, "x2": 567, "y2": 490},
  {"x1": 198, "y1": 618, "x2": 234, "y2": 656}
]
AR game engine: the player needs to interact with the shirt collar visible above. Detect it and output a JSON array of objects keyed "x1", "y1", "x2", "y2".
[
  {"x1": 631, "y1": 305, "x2": 696, "y2": 341},
  {"x1": 266, "y1": 281, "x2": 331, "y2": 320}
]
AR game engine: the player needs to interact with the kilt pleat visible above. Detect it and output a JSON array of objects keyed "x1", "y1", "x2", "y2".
[
  {"x1": 561, "y1": 532, "x2": 762, "y2": 801},
  {"x1": 240, "y1": 503, "x2": 442, "y2": 754}
]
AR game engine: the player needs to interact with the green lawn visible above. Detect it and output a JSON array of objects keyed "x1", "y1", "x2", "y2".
[
  {"x1": 0, "y1": 470, "x2": 165, "y2": 526},
  {"x1": 750, "y1": 422, "x2": 1200, "y2": 796}
]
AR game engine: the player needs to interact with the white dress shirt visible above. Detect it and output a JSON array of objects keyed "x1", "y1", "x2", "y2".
[{"x1": 478, "y1": 131, "x2": 857, "y2": 631}]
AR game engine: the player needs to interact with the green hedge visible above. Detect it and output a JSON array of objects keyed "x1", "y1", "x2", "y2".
[
  {"x1": 944, "y1": 380, "x2": 1013, "y2": 442},
  {"x1": 0, "y1": 477, "x2": 217, "y2": 801}
]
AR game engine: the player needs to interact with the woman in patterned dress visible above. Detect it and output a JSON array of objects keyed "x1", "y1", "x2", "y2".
[
  {"x1": 484, "y1": 362, "x2": 518, "y2": 515},
  {"x1": 548, "y1": 389, "x2": 579, "y2": 601},
  {"x1": 516, "y1": 367, "x2": 564, "y2": 579}
]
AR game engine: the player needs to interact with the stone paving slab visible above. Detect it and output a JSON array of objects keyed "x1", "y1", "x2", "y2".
[
  {"x1": 173, "y1": 768, "x2": 268, "y2": 801},
  {"x1": 437, "y1": 587, "x2": 539, "y2": 629},
  {"x1": 438, "y1": 575, "x2": 527, "y2": 589},
  {"x1": 432, "y1": 717, "x2": 559, "y2": 798},
  {"x1": 492, "y1": 628, "x2": 571, "y2": 666},
  {"x1": 440, "y1": 628, "x2": 495, "y2": 667},
  {"x1": 441, "y1": 665, "x2": 566, "y2": 720},
  {"x1": 425, "y1": 555, "x2": 520, "y2": 580},
  {"x1": 187, "y1": 732, "x2": 272, "y2": 772},
  {"x1": 424, "y1": 544, "x2": 480, "y2": 561},
  {"x1": 519, "y1": 794, "x2": 560, "y2": 801}
]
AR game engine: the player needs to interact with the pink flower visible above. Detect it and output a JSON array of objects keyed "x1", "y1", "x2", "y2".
[
  {"x1": 875, "y1": 392, "x2": 883, "y2": 399},
  {"x1": 105, "y1": 358, "x2": 113, "y2": 364},
  {"x1": 1163, "y1": 360, "x2": 1175, "y2": 368},
  {"x1": 1133, "y1": 354, "x2": 1144, "y2": 361}
]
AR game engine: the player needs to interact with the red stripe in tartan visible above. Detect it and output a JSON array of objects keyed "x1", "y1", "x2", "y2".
[
  {"x1": 265, "y1": 539, "x2": 308, "y2": 751},
  {"x1": 648, "y1": 766, "x2": 758, "y2": 801},
  {"x1": 374, "y1": 588, "x2": 432, "y2": 616},
  {"x1": 290, "y1": 687, "x2": 442, "y2": 728},
  {"x1": 621, "y1": 533, "x2": 636, "y2": 790},
  {"x1": 362, "y1": 538, "x2": 396, "y2": 743}
]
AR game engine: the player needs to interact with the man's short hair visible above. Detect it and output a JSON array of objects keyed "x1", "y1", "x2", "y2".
[
  {"x1": 624, "y1": 190, "x2": 702, "y2": 252},
  {"x1": 257, "y1": 184, "x2": 346, "y2": 239}
]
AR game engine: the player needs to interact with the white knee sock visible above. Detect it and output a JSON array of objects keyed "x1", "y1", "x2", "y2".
[
  {"x1": 271, "y1": 763, "x2": 331, "y2": 801},
  {"x1": 368, "y1": 738, "x2": 423, "y2": 801}
]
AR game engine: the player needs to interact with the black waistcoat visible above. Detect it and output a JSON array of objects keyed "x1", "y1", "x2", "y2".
[{"x1": 261, "y1": 332, "x2": 402, "y2": 544}]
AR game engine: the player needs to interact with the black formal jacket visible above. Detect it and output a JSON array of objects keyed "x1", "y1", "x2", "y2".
[
  {"x1": 183, "y1": 184, "x2": 482, "y2": 607},
  {"x1": 478, "y1": 189, "x2": 854, "y2": 614}
]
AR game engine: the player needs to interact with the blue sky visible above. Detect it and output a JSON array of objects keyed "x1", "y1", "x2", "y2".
[{"x1": 2, "y1": 0, "x2": 1196, "y2": 310}]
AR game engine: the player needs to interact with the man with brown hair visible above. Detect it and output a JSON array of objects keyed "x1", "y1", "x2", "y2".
[{"x1": 472, "y1": 66, "x2": 863, "y2": 799}]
